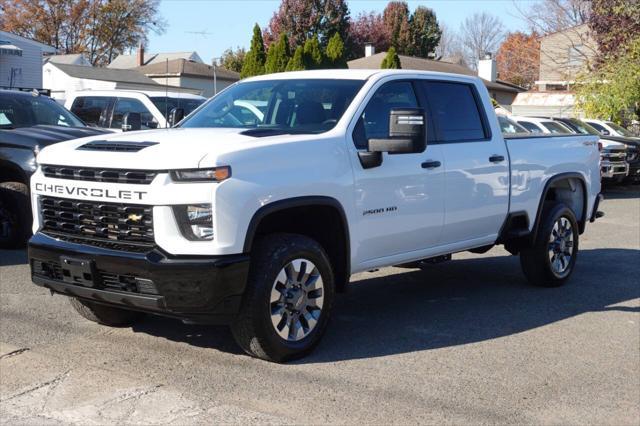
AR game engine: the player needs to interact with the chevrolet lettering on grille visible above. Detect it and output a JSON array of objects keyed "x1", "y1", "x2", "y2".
[{"x1": 34, "y1": 183, "x2": 147, "y2": 201}]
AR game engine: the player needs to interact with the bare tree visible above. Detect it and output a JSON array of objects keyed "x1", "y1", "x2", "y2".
[
  {"x1": 513, "y1": 0, "x2": 590, "y2": 35},
  {"x1": 459, "y1": 12, "x2": 505, "y2": 70}
]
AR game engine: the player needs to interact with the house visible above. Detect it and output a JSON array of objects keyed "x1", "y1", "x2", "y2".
[
  {"x1": 0, "y1": 31, "x2": 56, "y2": 90},
  {"x1": 348, "y1": 47, "x2": 525, "y2": 106},
  {"x1": 511, "y1": 24, "x2": 598, "y2": 117},
  {"x1": 43, "y1": 53, "x2": 91, "y2": 66},
  {"x1": 137, "y1": 58, "x2": 240, "y2": 98},
  {"x1": 108, "y1": 48, "x2": 203, "y2": 69},
  {"x1": 536, "y1": 24, "x2": 597, "y2": 91},
  {"x1": 42, "y1": 62, "x2": 201, "y2": 102}
]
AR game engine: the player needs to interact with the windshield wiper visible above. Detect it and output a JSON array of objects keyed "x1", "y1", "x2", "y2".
[{"x1": 240, "y1": 128, "x2": 314, "y2": 138}]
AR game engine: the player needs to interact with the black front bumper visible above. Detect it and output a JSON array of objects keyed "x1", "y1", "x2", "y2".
[{"x1": 28, "y1": 233, "x2": 250, "y2": 324}]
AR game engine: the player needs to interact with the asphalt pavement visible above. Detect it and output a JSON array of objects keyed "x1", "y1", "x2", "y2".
[{"x1": 1, "y1": 186, "x2": 638, "y2": 424}]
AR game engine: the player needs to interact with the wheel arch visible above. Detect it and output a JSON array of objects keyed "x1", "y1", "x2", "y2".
[
  {"x1": 532, "y1": 172, "x2": 588, "y2": 238},
  {"x1": 243, "y1": 196, "x2": 351, "y2": 292}
]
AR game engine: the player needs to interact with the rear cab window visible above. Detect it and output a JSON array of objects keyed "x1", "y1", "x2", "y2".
[
  {"x1": 70, "y1": 96, "x2": 112, "y2": 127},
  {"x1": 110, "y1": 98, "x2": 159, "y2": 130},
  {"x1": 518, "y1": 121, "x2": 544, "y2": 133}
]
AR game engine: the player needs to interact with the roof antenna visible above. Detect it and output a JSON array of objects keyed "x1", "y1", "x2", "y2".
[{"x1": 165, "y1": 58, "x2": 169, "y2": 128}]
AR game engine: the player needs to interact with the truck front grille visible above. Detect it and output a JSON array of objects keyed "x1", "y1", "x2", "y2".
[
  {"x1": 40, "y1": 196, "x2": 154, "y2": 251},
  {"x1": 41, "y1": 165, "x2": 158, "y2": 185}
]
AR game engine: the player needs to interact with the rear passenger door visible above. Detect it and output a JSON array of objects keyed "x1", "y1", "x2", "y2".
[{"x1": 418, "y1": 80, "x2": 509, "y2": 247}]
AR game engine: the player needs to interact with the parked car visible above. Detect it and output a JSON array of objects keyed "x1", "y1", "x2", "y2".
[
  {"x1": 0, "y1": 89, "x2": 109, "y2": 248},
  {"x1": 552, "y1": 117, "x2": 639, "y2": 184},
  {"x1": 65, "y1": 90, "x2": 206, "y2": 131},
  {"x1": 510, "y1": 116, "x2": 574, "y2": 134},
  {"x1": 29, "y1": 70, "x2": 602, "y2": 362},
  {"x1": 497, "y1": 115, "x2": 529, "y2": 134},
  {"x1": 584, "y1": 119, "x2": 640, "y2": 139}
]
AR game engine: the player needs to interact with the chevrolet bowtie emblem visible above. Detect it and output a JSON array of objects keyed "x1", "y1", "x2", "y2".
[{"x1": 128, "y1": 213, "x2": 143, "y2": 222}]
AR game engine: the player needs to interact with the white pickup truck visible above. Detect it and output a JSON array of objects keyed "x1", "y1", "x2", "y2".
[{"x1": 28, "y1": 70, "x2": 602, "y2": 362}]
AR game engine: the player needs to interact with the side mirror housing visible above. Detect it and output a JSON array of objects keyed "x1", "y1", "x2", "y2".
[
  {"x1": 168, "y1": 107, "x2": 185, "y2": 127},
  {"x1": 368, "y1": 108, "x2": 426, "y2": 154},
  {"x1": 122, "y1": 112, "x2": 141, "y2": 132}
]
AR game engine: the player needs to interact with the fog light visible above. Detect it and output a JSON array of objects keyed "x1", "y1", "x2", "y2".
[{"x1": 174, "y1": 204, "x2": 213, "y2": 241}]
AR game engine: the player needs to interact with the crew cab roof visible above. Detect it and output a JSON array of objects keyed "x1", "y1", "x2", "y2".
[
  {"x1": 243, "y1": 69, "x2": 483, "y2": 84},
  {"x1": 67, "y1": 89, "x2": 206, "y2": 99}
]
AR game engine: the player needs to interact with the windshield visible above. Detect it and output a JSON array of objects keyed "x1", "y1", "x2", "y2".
[
  {"x1": 542, "y1": 121, "x2": 572, "y2": 134},
  {"x1": 498, "y1": 116, "x2": 529, "y2": 134},
  {"x1": 0, "y1": 93, "x2": 84, "y2": 129},
  {"x1": 564, "y1": 118, "x2": 600, "y2": 135},
  {"x1": 180, "y1": 79, "x2": 365, "y2": 134},
  {"x1": 606, "y1": 121, "x2": 635, "y2": 137},
  {"x1": 150, "y1": 97, "x2": 205, "y2": 118}
]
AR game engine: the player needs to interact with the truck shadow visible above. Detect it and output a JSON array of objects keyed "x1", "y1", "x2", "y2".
[
  {"x1": 0, "y1": 249, "x2": 28, "y2": 267},
  {"x1": 132, "y1": 247, "x2": 639, "y2": 362},
  {"x1": 602, "y1": 185, "x2": 640, "y2": 199}
]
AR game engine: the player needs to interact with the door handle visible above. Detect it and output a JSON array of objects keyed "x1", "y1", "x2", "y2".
[
  {"x1": 489, "y1": 155, "x2": 505, "y2": 163},
  {"x1": 421, "y1": 160, "x2": 441, "y2": 169}
]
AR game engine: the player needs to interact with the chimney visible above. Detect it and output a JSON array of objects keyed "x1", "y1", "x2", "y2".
[
  {"x1": 478, "y1": 51, "x2": 497, "y2": 82},
  {"x1": 365, "y1": 43, "x2": 375, "y2": 57},
  {"x1": 136, "y1": 43, "x2": 145, "y2": 67}
]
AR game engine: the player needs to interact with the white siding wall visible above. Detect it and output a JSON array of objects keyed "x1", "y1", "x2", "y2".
[
  {"x1": 0, "y1": 33, "x2": 52, "y2": 89},
  {"x1": 43, "y1": 63, "x2": 115, "y2": 102},
  {"x1": 148, "y1": 75, "x2": 233, "y2": 97}
]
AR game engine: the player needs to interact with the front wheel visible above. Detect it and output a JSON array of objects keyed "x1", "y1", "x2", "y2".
[
  {"x1": 230, "y1": 233, "x2": 335, "y2": 362},
  {"x1": 520, "y1": 203, "x2": 579, "y2": 287}
]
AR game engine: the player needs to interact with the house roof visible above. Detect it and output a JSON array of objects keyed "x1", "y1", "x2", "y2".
[
  {"x1": 108, "y1": 51, "x2": 203, "y2": 69},
  {"x1": 348, "y1": 52, "x2": 524, "y2": 93},
  {"x1": 47, "y1": 63, "x2": 160, "y2": 85},
  {"x1": 137, "y1": 59, "x2": 240, "y2": 81},
  {"x1": 0, "y1": 30, "x2": 57, "y2": 53},
  {"x1": 43, "y1": 53, "x2": 89, "y2": 65}
]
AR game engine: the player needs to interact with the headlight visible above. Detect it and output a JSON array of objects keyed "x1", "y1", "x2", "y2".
[
  {"x1": 173, "y1": 204, "x2": 213, "y2": 240},
  {"x1": 171, "y1": 166, "x2": 231, "y2": 182}
]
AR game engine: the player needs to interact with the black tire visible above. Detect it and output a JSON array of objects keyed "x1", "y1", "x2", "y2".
[
  {"x1": 231, "y1": 233, "x2": 335, "y2": 362},
  {"x1": 69, "y1": 298, "x2": 144, "y2": 327},
  {"x1": 520, "y1": 203, "x2": 579, "y2": 287},
  {"x1": 0, "y1": 182, "x2": 31, "y2": 249}
]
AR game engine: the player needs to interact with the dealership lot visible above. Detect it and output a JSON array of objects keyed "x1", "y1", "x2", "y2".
[{"x1": 0, "y1": 186, "x2": 638, "y2": 425}]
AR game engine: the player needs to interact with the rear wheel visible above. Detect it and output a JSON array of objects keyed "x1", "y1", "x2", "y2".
[
  {"x1": 70, "y1": 298, "x2": 144, "y2": 327},
  {"x1": 0, "y1": 182, "x2": 31, "y2": 249},
  {"x1": 520, "y1": 203, "x2": 579, "y2": 287},
  {"x1": 231, "y1": 233, "x2": 334, "y2": 362}
]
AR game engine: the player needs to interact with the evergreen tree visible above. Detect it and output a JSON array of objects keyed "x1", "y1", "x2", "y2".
[
  {"x1": 265, "y1": 33, "x2": 291, "y2": 73},
  {"x1": 380, "y1": 47, "x2": 401, "y2": 69},
  {"x1": 241, "y1": 23, "x2": 267, "y2": 78},
  {"x1": 409, "y1": 6, "x2": 442, "y2": 58},
  {"x1": 303, "y1": 35, "x2": 324, "y2": 69},
  {"x1": 286, "y1": 46, "x2": 306, "y2": 71},
  {"x1": 325, "y1": 32, "x2": 347, "y2": 68}
]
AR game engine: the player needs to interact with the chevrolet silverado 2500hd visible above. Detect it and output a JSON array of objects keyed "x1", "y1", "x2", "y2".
[{"x1": 28, "y1": 70, "x2": 602, "y2": 362}]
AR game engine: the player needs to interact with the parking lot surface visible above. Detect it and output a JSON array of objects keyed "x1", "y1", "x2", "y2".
[{"x1": 1, "y1": 186, "x2": 639, "y2": 425}]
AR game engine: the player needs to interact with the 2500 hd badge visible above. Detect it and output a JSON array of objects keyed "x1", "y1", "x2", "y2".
[{"x1": 34, "y1": 183, "x2": 147, "y2": 201}]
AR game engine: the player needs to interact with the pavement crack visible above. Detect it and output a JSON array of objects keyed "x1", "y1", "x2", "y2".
[
  {"x1": 0, "y1": 347, "x2": 30, "y2": 359},
  {"x1": 0, "y1": 370, "x2": 71, "y2": 404}
]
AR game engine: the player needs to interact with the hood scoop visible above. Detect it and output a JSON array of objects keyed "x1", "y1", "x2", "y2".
[{"x1": 77, "y1": 140, "x2": 158, "y2": 152}]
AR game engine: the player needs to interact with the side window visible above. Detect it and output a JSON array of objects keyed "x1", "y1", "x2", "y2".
[
  {"x1": 353, "y1": 81, "x2": 418, "y2": 149},
  {"x1": 518, "y1": 121, "x2": 543, "y2": 133},
  {"x1": 71, "y1": 97, "x2": 110, "y2": 126},
  {"x1": 587, "y1": 121, "x2": 607, "y2": 134},
  {"x1": 110, "y1": 98, "x2": 158, "y2": 129},
  {"x1": 422, "y1": 81, "x2": 487, "y2": 142}
]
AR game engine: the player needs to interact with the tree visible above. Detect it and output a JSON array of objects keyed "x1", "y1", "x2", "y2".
[
  {"x1": 264, "y1": 0, "x2": 350, "y2": 49},
  {"x1": 459, "y1": 12, "x2": 505, "y2": 70},
  {"x1": 218, "y1": 47, "x2": 246, "y2": 73},
  {"x1": 286, "y1": 46, "x2": 306, "y2": 71},
  {"x1": 325, "y1": 32, "x2": 346, "y2": 68},
  {"x1": 348, "y1": 11, "x2": 390, "y2": 59},
  {"x1": 514, "y1": 0, "x2": 590, "y2": 35},
  {"x1": 435, "y1": 23, "x2": 465, "y2": 63},
  {"x1": 382, "y1": 2, "x2": 411, "y2": 55},
  {"x1": 589, "y1": 0, "x2": 640, "y2": 61},
  {"x1": 496, "y1": 31, "x2": 540, "y2": 88},
  {"x1": 408, "y1": 6, "x2": 441, "y2": 58},
  {"x1": 0, "y1": 0, "x2": 166, "y2": 66},
  {"x1": 303, "y1": 35, "x2": 324, "y2": 69},
  {"x1": 380, "y1": 47, "x2": 401, "y2": 69},
  {"x1": 265, "y1": 33, "x2": 291, "y2": 73},
  {"x1": 241, "y1": 24, "x2": 267, "y2": 78},
  {"x1": 575, "y1": 37, "x2": 640, "y2": 124}
]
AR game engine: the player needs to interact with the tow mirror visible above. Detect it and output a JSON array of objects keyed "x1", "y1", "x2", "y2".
[
  {"x1": 368, "y1": 108, "x2": 426, "y2": 154},
  {"x1": 358, "y1": 108, "x2": 426, "y2": 169},
  {"x1": 122, "y1": 112, "x2": 141, "y2": 132},
  {"x1": 168, "y1": 107, "x2": 185, "y2": 127}
]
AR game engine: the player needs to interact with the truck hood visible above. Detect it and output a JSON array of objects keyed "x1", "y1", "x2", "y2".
[
  {"x1": 36, "y1": 127, "x2": 315, "y2": 169},
  {"x1": 0, "y1": 125, "x2": 111, "y2": 150}
]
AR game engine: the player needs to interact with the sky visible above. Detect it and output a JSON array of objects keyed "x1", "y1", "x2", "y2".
[{"x1": 147, "y1": 0, "x2": 537, "y2": 64}]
